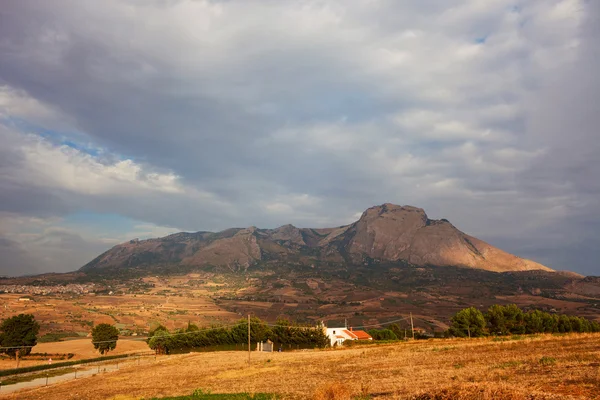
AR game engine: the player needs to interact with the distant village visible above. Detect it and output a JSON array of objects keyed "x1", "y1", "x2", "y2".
[{"x1": 0, "y1": 283, "x2": 95, "y2": 296}]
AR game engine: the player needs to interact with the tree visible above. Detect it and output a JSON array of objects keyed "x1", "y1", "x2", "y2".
[
  {"x1": 148, "y1": 329, "x2": 171, "y2": 354},
  {"x1": 368, "y1": 329, "x2": 398, "y2": 341},
  {"x1": 450, "y1": 307, "x2": 486, "y2": 338},
  {"x1": 485, "y1": 305, "x2": 507, "y2": 335},
  {"x1": 91, "y1": 323, "x2": 119, "y2": 355},
  {"x1": 388, "y1": 323, "x2": 404, "y2": 339},
  {"x1": 0, "y1": 314, "x2": 40, "y2": 358},
  {"x1": 503, "y1": 304, "x2": 525, "y2": 334},
  {"x1": 486, "y1": 304, "x2": 525, "y2": 335}
]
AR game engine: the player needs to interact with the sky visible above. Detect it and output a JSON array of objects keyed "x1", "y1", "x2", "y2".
[{"x1": 0, "y1": 0, "x2": 598, "y2": 277}]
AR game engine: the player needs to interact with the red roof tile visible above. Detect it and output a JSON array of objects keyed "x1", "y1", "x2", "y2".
[
  {"x1": 342, "y1": 330, "x2": 358, "y2": 339},
  {"x1": 351, "y1": 330, "x2": 372, "y2": 340}
]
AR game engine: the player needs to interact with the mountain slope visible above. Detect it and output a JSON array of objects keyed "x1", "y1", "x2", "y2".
[{"x1": 81, "y1": 204, "x2": 552, "y2": 273}]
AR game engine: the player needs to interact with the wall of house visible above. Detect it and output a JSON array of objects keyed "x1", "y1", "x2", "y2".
[{"x1": 325, "y1": 327, "x2": 354, "y2": 346}]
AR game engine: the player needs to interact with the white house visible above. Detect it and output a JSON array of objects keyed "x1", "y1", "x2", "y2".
[{"x1": 323, "y1": 325, "x2": 373, "y2": 346}]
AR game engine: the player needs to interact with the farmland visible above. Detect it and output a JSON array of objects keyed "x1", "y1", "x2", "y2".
[
  {"x1": 2, "y1": 333, "x2": 599, "y2": 399},
  {"x1": 2, "y1": 268, "x2": 599, "y2": 341}
]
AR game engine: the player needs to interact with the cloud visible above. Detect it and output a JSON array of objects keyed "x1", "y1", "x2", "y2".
[{"x1": 0, "y1": 0, "x2": 598, "y2": 275}]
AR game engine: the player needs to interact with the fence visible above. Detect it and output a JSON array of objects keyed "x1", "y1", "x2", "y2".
[{"x1": 0, "y1": 351, "x2": 157, "y2": 394}]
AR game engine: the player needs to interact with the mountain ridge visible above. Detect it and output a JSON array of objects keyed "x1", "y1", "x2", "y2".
[{"x1": 81, "y1": 204, "x2": 552, "y2": 274}]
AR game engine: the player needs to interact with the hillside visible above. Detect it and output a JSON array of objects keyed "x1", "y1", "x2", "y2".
[{"x1": 81, "y1": 204, "x2": 551, "y2": 274}]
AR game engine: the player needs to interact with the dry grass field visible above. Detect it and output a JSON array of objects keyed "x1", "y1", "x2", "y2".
[
  {"x1": 0, "y1": 339, "x2": 151, "y2": 370},
  {"x1": 3, "y1": 333, "x2": 599, "y2": 400},
  {"x1": 33, "y1": 338, "x2": 151, "y2": 359}
]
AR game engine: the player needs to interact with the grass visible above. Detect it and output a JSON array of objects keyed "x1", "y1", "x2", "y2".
[
  {"x1": 0, "y1": 368, "x2": 76, "y2": 386},
  {"x1": 149, "y1": 389, "x2": 277, "y2": 400},
  {"x1": 4, "y1": 333, "x2": 600, "y2": 400},
  {"x1": 493, "y1": 361, "x2": 522, "y2": 369},
  {"x1": 539, "y1": 356, "x2": 557, "y2": 366}
]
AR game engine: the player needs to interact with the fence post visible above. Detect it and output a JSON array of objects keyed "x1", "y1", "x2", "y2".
[{"x1": 45, "y1": 373, "x2": 48, "y2": 386}]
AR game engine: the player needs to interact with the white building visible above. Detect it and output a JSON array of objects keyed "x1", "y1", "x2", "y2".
[{"x1": 323, "y1": 325, "x2": 373, "y2": 346}]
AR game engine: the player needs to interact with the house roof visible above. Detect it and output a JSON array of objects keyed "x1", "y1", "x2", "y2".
[
  {"x1": 342, "y1": 330, "x2": 358, "y2": 339},
  {"x1": 351, "y1": 330, "x2": 372, "y2": 340},
  {"x1": 335, "y1": 335, "x2": 345, "y2": 339}
]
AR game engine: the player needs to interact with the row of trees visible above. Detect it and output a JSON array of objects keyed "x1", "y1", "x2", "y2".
[
  {"x1": 450, "y1": 304, "x2": 600, "y2": 338},
  {"x1": 147, "y1": 317, "x2": 329, "y2": 353}
]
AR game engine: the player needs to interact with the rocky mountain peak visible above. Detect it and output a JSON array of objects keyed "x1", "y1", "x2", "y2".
[{"x1": 81, "y1": 203, "x2": 553, "y2": 274}]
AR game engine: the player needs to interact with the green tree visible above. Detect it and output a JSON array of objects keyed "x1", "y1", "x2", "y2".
[
  {"x1": 0, "y1": 314, "x2": 40, "y2": 358},
  {"x1": 186, "y1": 322, "x2": 199, "y2": 332},
  {"x1": 450, "y1": 307, "x2": 486, "y2": 338},
  {"x1": 524, "y1": 310, "x2": 545, "y2": 334},
  {"x1": 388, "y1": 323, "x2": 405, "y2": 339},
  {"x1": 148, "y1": 329, "x2": 171, "y2": 354},
  {"x1": 148, "y1": 324, "x2": 167, "y2": 338},
  {"x1": 558, "y1": 315, "x2": 572, "y2": 333},
  {"x1": 503, "y1": 304, "x2": 525, "y2": 334},
  {"x1": 368, "y1": 329, "x2": 398, "y2": 341},
  {"x1": 91, "y1": 323, "x2": 119, "y2": 355},
  {"x1": 485, "y1": 305, "x2": 507, "y2": 335}
]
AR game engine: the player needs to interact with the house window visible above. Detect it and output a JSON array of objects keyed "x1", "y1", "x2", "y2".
[{"x1": 333, "y1": 330, "x2": 335, "y2": 334}]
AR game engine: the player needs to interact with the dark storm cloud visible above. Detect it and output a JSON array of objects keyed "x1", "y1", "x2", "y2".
[{"x1": 0, "y1": 0, "x2": 598, "y2": 275}]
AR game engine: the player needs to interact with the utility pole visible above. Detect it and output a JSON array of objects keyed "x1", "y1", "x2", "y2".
[
  {"x1": 247, "y1": 314, "x2": 251, "y2": 364},
  {"x1": 410, "y1": 313, "x2": 415, "y2": 340}
]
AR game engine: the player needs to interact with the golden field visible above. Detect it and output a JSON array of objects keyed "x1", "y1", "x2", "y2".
[
  {"x1": 2, "y1": 333, "x2": 599, "y2": 400},
  {"x1": 0, "y1": 338, "x2": 150, "y2": 370}
]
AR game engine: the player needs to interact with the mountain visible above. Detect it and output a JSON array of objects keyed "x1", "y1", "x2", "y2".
[{"x1": 81, "y1": 204, "x2": 552, "y2": 274}]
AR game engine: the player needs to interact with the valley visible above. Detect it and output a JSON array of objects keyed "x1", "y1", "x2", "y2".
[{"x1": 2, "y1": 264, "x2": 599, "y2": 339}]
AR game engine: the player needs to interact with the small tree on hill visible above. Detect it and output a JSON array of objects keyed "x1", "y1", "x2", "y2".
[
  {"x1": 0, "y1": 314, "x2": 40, "y2": 358},
  {"x1": 91, "y1": 323, "x2": 119, "y2": 355}
]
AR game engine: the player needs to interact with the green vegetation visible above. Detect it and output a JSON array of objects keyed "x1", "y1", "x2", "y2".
[
  {"x1": 367, "y1": 329, "x2": 398, "y2": 340},
  {"x1": 450, "y1": 304, "x2": 600, "y2": 337},
  {"x1": 539, "y1": 356, "x2": 557, "y2": 366},
  {"x1": 150, "y1": 389, "x2": 277, "y2": 400},
  {"x1": 38, "y1": 331, "x2": 83, "y2": 343},
  {"x1": 494, "y1": 361, "x2": 522, "y2": 369},
  {"x1": 0, "y1": 314, "x2": 40, "y2": 358},
  {"x1": 449, "y1": 307, "x2": 486, "y2": 338},
  {"x1": 147, "y1": 318, "x2": 328, "y2": 353},
  {"x1": 91, "y1": 323, "x2": 119, "y2": 355}
]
